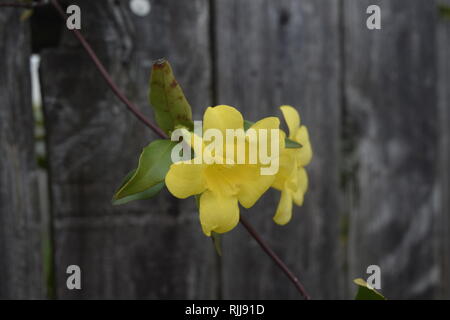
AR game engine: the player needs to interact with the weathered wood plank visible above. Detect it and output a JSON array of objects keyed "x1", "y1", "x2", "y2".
[
  {"x1": 343, "y1": 0, "x2": 439, "y2": 299},
  {"x1": 39, "y1": 0, "x2": 215, "y2": 299},
  {"x1": 215, "y1": 0, "x2": 342, "y2": 299},
  {"x1": 437, "y1": 0, "x2": 450, "y2": 299},
  {"x1": 0, "y1": 9, "x2": 44, "y2": 299}
]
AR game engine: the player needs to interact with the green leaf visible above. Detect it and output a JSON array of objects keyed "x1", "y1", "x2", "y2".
[
  {"x1": 211, "y1": 231, "x2": 222, "y2": 257},
  {"x1": 285, "y1": 138, "x2": 302, "y2": 148},
  {"x1": 439, "y1": 4, "x2": 450, "y2": 19},
  {"x1": 243, "y1": 119, "x2": 254, "y2": 131},
  {"x1": 244, "y1": 120, "x2": 302, "y2": 148},
  {"x1": 112, "y1": 169, "x2": 164, "y2": 205},
  {"x1": 113, "y1": 139, "x2": 176, "y2": 201},
  {"x1": 149, "y1": 59, "x2": 194, "y2": 135},
  {"x1": 116, "y1": 169, "x2": 138, "y2": 191},
  {"x1": 353, "y1": 278, "x2": 386, "y2": 300},
  {"x1": 113, "y1": 182, "x2": 164, "y2": 205}
]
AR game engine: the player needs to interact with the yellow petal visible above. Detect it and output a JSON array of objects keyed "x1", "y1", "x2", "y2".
[
  {"x1": 249, "y1": 116, "x2": 284, "y2": 152},
  {"x1": 235, "y1": 165, "x2": 275, "y2": 208},
  {"x1": 249, "y1": 116, "x2": 280, "y2": 131},
  {"x1": 286, "y1": 162, "x2": 299, "y2": 191},
  {"x1": 273, "y1": 190, "x2": 293, "y2": 225},
  {"x1": 298, "y1": 167, "x2": 308, "y2": 193},
  {"x1": 272, "y1": 149, "x2": 296, "y2": 191},
  {"x1": 203, "y1": 105, "x2": 244, "y2": 137},
  {"x1": 292, "y1": 188, "x2": 305, "y2": 207},
  {"x1": 295, "y1": 126, "x2": 312, "y2": 166},
  {"x1": 292, "y1": 167, "x2": 308, "y2": 206},
  {"x1": 199, "y1": 190, "x2": 240, "y2": 236},
  {"x1": 280, "y1": 105, "x2": 300, "y2": 139},
  {"x1": 204, "y1": 164, "x2": 240, "y2": 197},
  {"x1": 165, "y1": 160, "x2": 206, "y2": 199}
]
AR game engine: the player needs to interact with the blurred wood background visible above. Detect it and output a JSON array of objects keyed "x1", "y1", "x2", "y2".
[{"x1": 0, "y1": 0, "x2": 449, "y2": 299}]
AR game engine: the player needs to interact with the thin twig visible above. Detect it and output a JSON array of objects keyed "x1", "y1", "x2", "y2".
[
  {"x1": 6, "y1": 0, "x2": 311, "y2": 300},
  {"x1": 51, "y1": 0, "x2": 310, "y2": 300},
  {"x1": 240, "y1": 216, "x2": 311, "y2": 300},
  {"x1": 50, "y1": 0, "x2": 167, "y2": 139}
]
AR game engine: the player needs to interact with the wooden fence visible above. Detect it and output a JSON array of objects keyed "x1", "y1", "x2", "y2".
[{"x1": 0, "y1": 0, "x2": 449, "y2": 299}]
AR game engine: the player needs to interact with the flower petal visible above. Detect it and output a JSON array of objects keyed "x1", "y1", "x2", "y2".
[
  {"x1": 286, "y1": 162, "x2": 299, "y2": 191},
  {"x1": 204, "y1": 164, "x2": 240, "y2": 197},
  {"x1": 292, "y1": 167, "x2": 308, "y2": 206},
  {"x1": 249, "y1": 116, "x2": 280, "y2": 131},
  {"x1": 235, "y1": 165, "x2": 275, "y2": 208},
  {"x1": 295, "y1": 126, "x2": 312, "y2": 166},
  {"x1": 249, "y1": 116, "x2": 284, "y2": 149},
  {"x1": 199, "y1": 190, "x2": 240, "y2": 236},
  {"x1": 165, "y1": 160, "x2": 206, "y2": 199},
  {"x1": 203, "y1": 105, "x2": 244, "y2": 137},
  {"x1": 272, "y1": 150, "x2": 296, "y2": 191},
  {"x1": 280, "y1": 105, "x2": 300, "y2": 139},
  {"x1": 298, "y1": 167, "x2": 308, "y2": 193},
  {"x1": 273, "y1": 190, "x2": 293, "y2": 225}
]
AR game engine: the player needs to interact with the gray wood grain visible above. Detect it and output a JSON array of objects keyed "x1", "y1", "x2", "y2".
[
  {"x1": 1, "y1": 0, "x2": 446, "y2": 300},
  {"x1": 0, "y1": 10, "x2": 44, "y2": 299},
  {"x1": 214, "y1": 0, "x2": 343, "y2": 299},
  {"x1": 343, "y1": 0, "x2": 439, "y2": 299},
  {"x1": 39, "y1": 0, "x2": 216, "y2": 299},
  {"x1": 437, "y1": 0, "x2": 450, "y2": 299}
]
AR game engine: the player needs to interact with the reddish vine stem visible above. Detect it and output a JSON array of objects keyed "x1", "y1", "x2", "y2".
[
  {"x1": 50, "y1": 0, "x2": 167, "y2": 138},
  {"x1": 1, "y1": 0, "x2": 311, "y2": 300},
  {"x1": 239, "y1": 216, "x2": 311, "y2": 300}
]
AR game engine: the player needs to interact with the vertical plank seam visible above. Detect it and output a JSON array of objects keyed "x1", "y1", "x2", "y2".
[
  {"x1": 39, "y1": 52, "x2": 58, "y2": 301},
  {"x1": 208, "y1": 0, "x2": 223, "y2": 300},
  {"x1": 338, "y1": 0, "x2": 349, "y2": 299}
]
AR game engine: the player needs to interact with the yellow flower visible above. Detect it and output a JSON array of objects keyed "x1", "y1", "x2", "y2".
[
  {"x1": 165, "y1": 105, "x2": 280, "y2": 236},
  {"x1": 272, "y1": 105, "x2": 312, "y2": 225}
]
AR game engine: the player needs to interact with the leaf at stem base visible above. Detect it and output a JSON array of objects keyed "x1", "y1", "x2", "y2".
[{"x1": 353, "y1": 278, "x2": 386, "y2": 300}]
